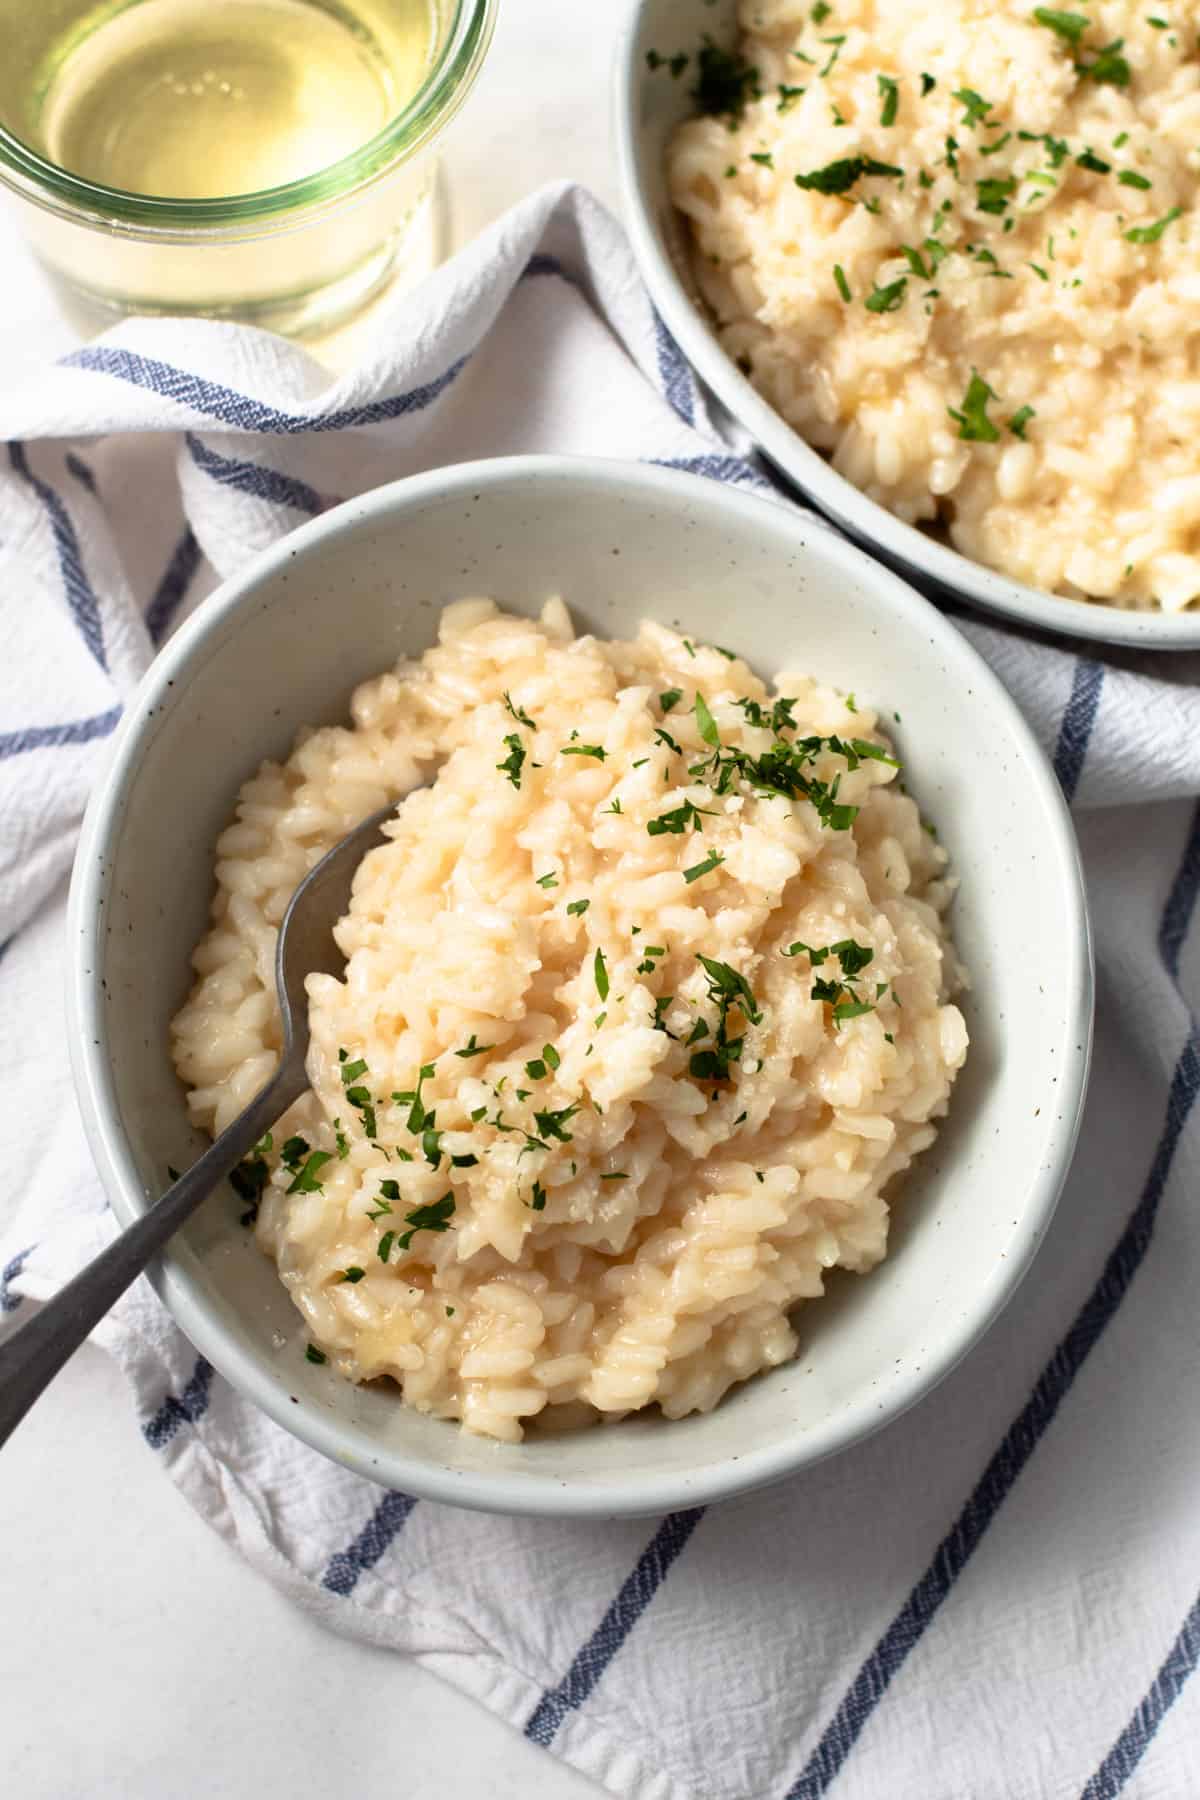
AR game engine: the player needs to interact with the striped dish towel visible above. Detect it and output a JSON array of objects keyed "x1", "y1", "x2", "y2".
[{"x1": 3, "y1": 181, "x2": 1200, "y2": 1800}]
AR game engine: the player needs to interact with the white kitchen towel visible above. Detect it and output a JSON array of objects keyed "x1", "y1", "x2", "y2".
[{"x1": 3, "y1": 180, "x2": 1200, "y2": 1800}]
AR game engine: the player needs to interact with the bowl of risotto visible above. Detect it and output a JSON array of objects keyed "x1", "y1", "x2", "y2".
[
  {"x1": 68, "y1": 456, "x2": 1091, "y2": 1515},
  {"x1": 616, "y1": 0, "x2": 1200, "y2": 647}
]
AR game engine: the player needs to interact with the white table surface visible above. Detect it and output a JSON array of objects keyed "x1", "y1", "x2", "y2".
[{"x1": 0, "y1": 6, "x2": 624, "y2": 1796}]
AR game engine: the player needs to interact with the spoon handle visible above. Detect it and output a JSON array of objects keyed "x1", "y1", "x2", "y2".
[{"x1": 0, "y1": 1065, "x2": 304, "y2": 1451}]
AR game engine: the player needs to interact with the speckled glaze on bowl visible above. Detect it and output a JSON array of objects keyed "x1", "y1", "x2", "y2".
[
  {"x1": 614, "y1": 0, "x2": 1200, "y2": 650},
  {"x1": 68, "y1": 456, "x2": 1092, "y2": 1517}
]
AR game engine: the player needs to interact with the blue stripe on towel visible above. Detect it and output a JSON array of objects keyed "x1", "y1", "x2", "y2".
[
  {"x1": 8, "y1": 442, "x2": 108, "y2": 671},
  {"x1": 186, "y1": 433, "x2": 325, "y2": 516},
  {"x1": 63, "y1": 346, "x2": 471, "y2": 435},
  {"x1": 145, "y1": 528, "x2": 202, "y2": 646},
  {"x1": 142, "y1": 1355, "x2": 214, "y2": 1449},
  {"x1": 524, "y1": 1507, "x2": 705, "y2": 1746},
  {"x1": 321, "y1": 1490, "x2": 418, "y2": 1595},
  {"x1": 651, "y1": 453, "x2": 774, "y2": 494},
  {"x1": 1080, "y1": 1592, "x2": 1200, "y2": 1799},
  {"x1": 781, "y1": 802, "x2": 1200, "y2": 1800},
  {"x1": 652, "y1": 310, "x2": 696, "y2": 426},
  {"x1": 1053, "y1": 659, "x2": 1105, "y2": 803},
  {"x1": 1, "y1": 1245, "x2": 34, "y2": 1314},
  {"x1": 0, "y1": 705, "x2": 122, "y2": 761},
  {"x1": 64, "y1": 452, "x2": 97, "y2": 494}
]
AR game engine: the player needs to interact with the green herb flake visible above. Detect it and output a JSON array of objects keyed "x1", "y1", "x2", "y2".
[
  {"x1": 750, "y1": 151, "x2": 774, "y2": 168},
  {"x1": 600, "y1": 1172, "x2": 629, "y2": 1183},
  {"x1": 503, "y1": 691, "x2": 535, "y2": 728},
  {"x1": 287, "y1": 1151, "x2": 333, "y2": 1195},
  {"x1": 529, "y1": 1181, "x2": 547, "y2": 1212},
  {"x1": 567, "y1": 898, "x2": 590, "y2": 917},
  {"x1": 865, "y1": 275, "x2": 907, "y2": 313},
  {"x1": 948, "y1": 370, "x2": 1001, "y2": 442},
  {"x1": 694, "y1": 691, "x2": 720, "y2": 747},
  {"x1": 683, "y1": 850, "x2": 725, "y2": 883},
  {"x1": 1009, "y1": 404, "x2": 1036, "y2": 439},
  {"x1": 1081, "y1": 38, "x2": 1132, "y2": 85},
  {"x1": 921, "y1": 72, "x2": 936, "y2": 94},
  {"x1": 497, "y1": 733, "x2": 526, "y2": 789},
  {"x1": 1032, "y1": 7, "x2": 1088, "y2": 44},
  {"x1": 594, "y1": 947, "x2": 610, "y2": 1001},
  {"x1": 395, "y1": 1192, "x2": 456, "y2": 1252},
  {"x1": 691, "y1": 36, "x2": 762, "y2": 121},
  {"x1": 1118, "y1": 169, "x2": 1153, "y2": 189},
  {"x1": 977, "y1": 175, "x2": 1017, "y2": 215},
  {"x1": 660, "y1": 688, "x2": 683, "y2": 713},
  {"x1": 778, "y1": 83, "x2": 805, "y2": 112},
  {"x1": 877, "y1": 74, "x2": 899, "y2": 126},
  {"x1": 1077, "y1": 149, "x2": 1112, "y2": 173},
  {"x1": 340, "y1": 1266, "x2": 365, "y2": 1283},
  {"x1": 795, "y1": 155, "x2": 903, "y2": 195},
  {"x1": 561, "y1": 743, "x2": 607, "y2": 761},
  {"x1": 305, "y1": 1344, "x2": 327, "y2": 1364},
  {"x1": 455, "y1": 1034, "x2": 495, "y2": 1058},
  {"x1": 833, "y1": 262, "x2": 852, "y2": 301},
  {"x1": 1125, "y1": 205, "x2": 1181, "y2": 242},
  {"x1": 952, "y1": 86, "x2": 993, "y2": 126},
  {"x1": 535, "y1": 871, "x2": 559, "y2": 889}
]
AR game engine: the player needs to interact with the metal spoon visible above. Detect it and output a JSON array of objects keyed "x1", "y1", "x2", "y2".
[{"x1": 0, "y1": 803, "x2": 394, "y2": 1450}]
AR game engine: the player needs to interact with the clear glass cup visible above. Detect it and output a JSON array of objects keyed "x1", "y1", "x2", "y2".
[{"x1": 0, "y1": 0, "x2": 496, "y2": 336}]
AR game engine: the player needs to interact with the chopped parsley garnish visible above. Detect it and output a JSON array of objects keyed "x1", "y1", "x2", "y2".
[
  {"x1": 605, "y1": 798, "x2": 623, "y2": 815},
  {"x1": 648, "y1": 798, "x2": 712, "y2": 836},
  {"x1": 976, "y1": 176, "x2": 1017, "y2": 215},
  {"x1": 394, "y1": 1192, "x2": 456, "y2": 1252},
  {"x1": 778, "y1": 83, "x2": 805, "y2": 112},
  {"x1": 281, "y1": 1134, "x2": 310, "y2": 1172},
  {"x1": 659, "y1": 688, "x2": 683, "y2": 713},
  {"x1": 377, "y1": 1230, "x2": 396, "y2": 1261},
  {"x1": 750, "y1": 151, "x2": 774, "y2": 168},
  {"x1": 543, "y1": 1043, "x2": 561, "y2": 1070},
  {"x1": 1008, "y1": 404, "x2": 1036, "y2": 439},
  {"x1": 287, "y1": 1150, "x2": 332, "y2": 1195},
  {"x1": 699, "y1": 954, "x2": 762, "y2": 1024},
  {"x1": 455, "y1": 1034, "x2": 494, "y2": 1058},
  {"x1": 833, "y1": 263, "x2": 852, "y2": 301},
  {"x1": 333, "y1": 1118, "x2": 349, "y2": 1160},
  {"x1": 594, "y1": 947, "x2": 610, "y2": 1001},
  {"x1": 1080, "y1": 38, "x2": 1131, "y2": 85},
  {"x1": 921, "y1": 72, "x2": 936, "y2": 94},
  {"x1": 503, "y1": 691, "x2": 535, "y2": 728},
  {"x1": 600, "y1": 1173, "x2": 629, "y2": 1182},
  {"x1": 646, "y1": 48, "x2": 689, "y2": 78},
  {"x1": 865, "y1": 276, "x2": 907, "y2": 313},
  {"x1": 230, "y1": 1133, "x2": 272, "y2": 1223},
  {"x1": 795, "y1": 155, "x2": 902, "y2": 195},
  {"x1": 535, "y1": 871, "x2": 559, "y2": 888},
  {"x1": 636, "y1": 944, "x2": 667, "y2": 975},
  {"x1": 497, "y1": 733, "x2": 526, "y2": 789},
  {"x1": 1125, "y1": 206, "x2": 1181, "y2": 243},
  {"x1": 422, "y1": 1126, "x2": 444, "y2": 1169},
  {"x1": 688, "y1": 955, "x2": 761, "y2": 1081},
  {"x1": 529, "y1": 1182, "x2": 547, "y2": 1212},
  {"x1": 1118, "y1": 170, "x2": 1152, "y2": 190},
  {"x1": 532, "y1": 1103, "x2": 580, "y2": 1144},
  {"x1": 655, "y1": 726, "x2": 683, "y2": 754},
  {"x1": 305, "y1": 1344, "x2": 326, "y2": 1364},
  {"x1": 561, "y1": 743, "x2": 606, "y2": 760},
  {"x1": 952, "y1": 87, "x2": 993, "y2": 127},
  {"x1": 392, "y1": 1062, "x2": 437, "y2": 1134},
  {"x1": 979, "y1": 132, "x2": 1012, "y2": 156},
  {"x1": 683, "y1": 850, "x2": 725, "y2": 883},
  {"x1": 901, "y1": 245, "x2": 931, "y2": 279},
  {"x1": 948, "y1": 370, "x2": 1001, "y2": 442},
  {"x1": 567, "y1": 898, "x2": 590, "y2": 916},
  {"x1": 1076, "y1": 149, "x2": 1111, "y2": 174},
  {"x1": 691, "y1": 36, "x2": 761, "y2": 121},
  {"x1": 1033, "y1": 7, "x2": 1088, "y2": 43},
  {"x1": 652, "y1": 995, "x2": 677, "y2": 1036},
  {"x1": 877, "y1": 74, "x2": 899, "y2": 126},
  {"x1": 736, "y1": 694, "x2": 798, "y2": 732},
  {"x1": 340, "y1": 1266, "x2": 365, "y2": 1283},
  {"x1": 694, "y1": 691, "x2": 720, "y2": 747}
]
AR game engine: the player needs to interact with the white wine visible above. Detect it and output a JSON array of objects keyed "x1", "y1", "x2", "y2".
[{"x1": 37, "y1": 0, "x2": 433, "y2": 200}]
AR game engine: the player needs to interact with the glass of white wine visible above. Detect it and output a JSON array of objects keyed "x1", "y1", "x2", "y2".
[{"x1": 0, "y1": 0, "x2": 495, "y2": 335}]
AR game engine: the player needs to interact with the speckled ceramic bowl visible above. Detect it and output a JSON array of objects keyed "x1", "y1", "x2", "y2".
[
  {"x1": 614, "y1": 0, "x2": 1200, "y2": 650},
  {"x1": 68, "y1": 456, "x2": 1092, "y2": 1516}
]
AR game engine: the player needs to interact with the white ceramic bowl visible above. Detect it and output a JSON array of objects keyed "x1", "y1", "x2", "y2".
[
  {"x1": 68, "y1": 456, "x2": 1092, "y2": 1517},
  {"x1": 614, "y1": 0, "x2": 1200, "y2": 651}
]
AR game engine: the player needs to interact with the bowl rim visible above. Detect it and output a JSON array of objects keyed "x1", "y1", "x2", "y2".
[
  {"x1": 611, "y1": 0, "x2": 1200, "y2": 652},
  {"x1": 67, "y1": 453, "x2": 1094, "y2": 1517}
]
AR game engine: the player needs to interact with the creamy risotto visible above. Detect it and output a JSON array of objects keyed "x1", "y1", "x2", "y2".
[
  {"x1": 171, "y1": 601, "x2": 967, "y2": 1441},
  {"x1": 667, "y1": 0, "x2": 1200, "y2": 611}
]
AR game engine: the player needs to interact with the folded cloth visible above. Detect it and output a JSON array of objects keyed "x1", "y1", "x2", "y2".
[{"x1": 3, "y1": 181, "x2": 1200, "y2": 1800}]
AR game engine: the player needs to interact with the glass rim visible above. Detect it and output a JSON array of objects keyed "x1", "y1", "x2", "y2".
[{"x1": 0, "y1": 0, "x2": 495, "y2": 232}]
